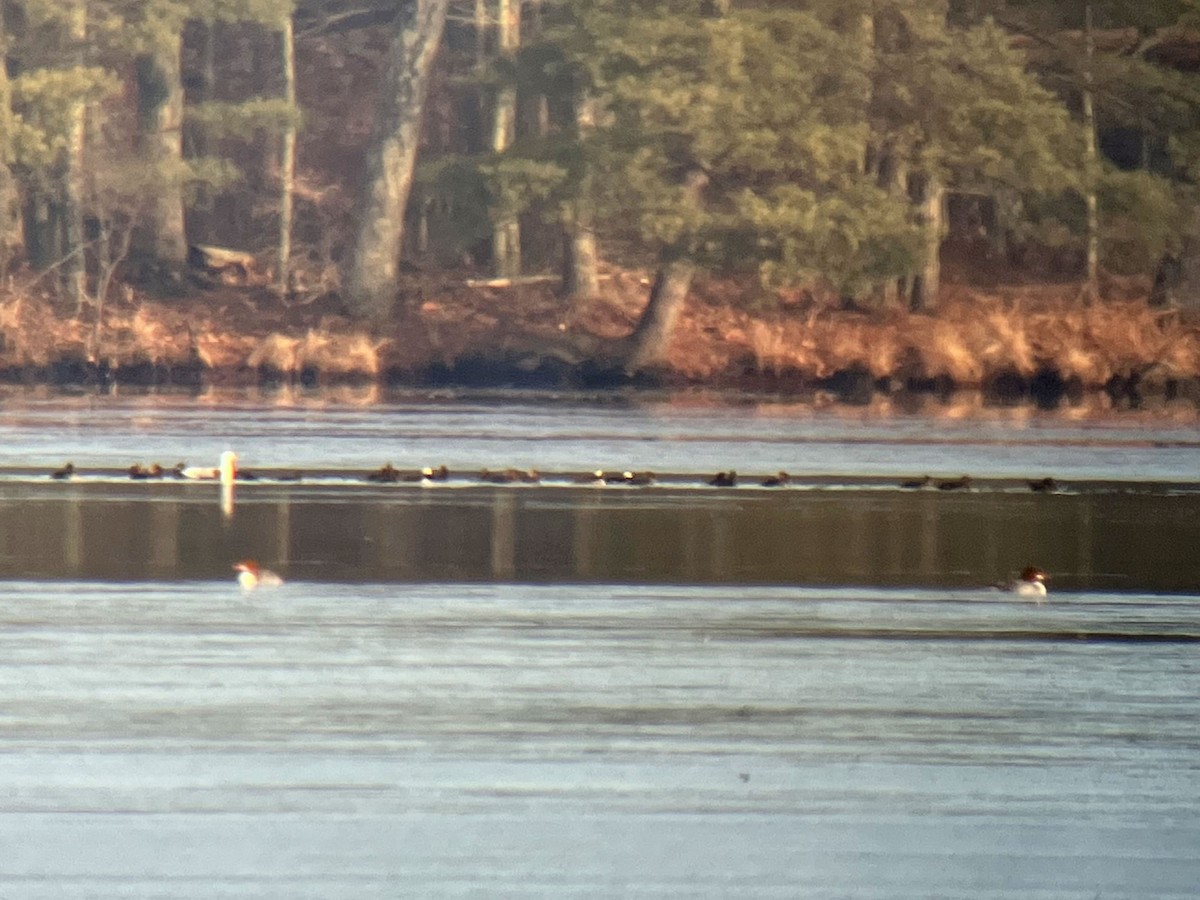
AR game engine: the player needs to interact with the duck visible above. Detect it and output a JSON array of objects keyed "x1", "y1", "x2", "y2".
[
  {"x1": 1028, "y1": 477, "x2": 1058, "y2": 493},
  {"x1": 577, "y1": 469, "x2": 608, "y2": 485},
  {"x1": 761, "y1": 471, "x2": 790, "y2": 487},
  {"x1": 605, "y1": 470, "x2": 654, "y2": 486},
  {"x1": 900, "y1": 475, "x2": 931, "y2": 489},
  {"x1": 366, "y1": 463, "x2": 401, "y2": 483},
  {"x1": 422, "y1": 464, "x2": 450, "y2": 483},
  {"x1": 1006, "y1": 566, "x2": 1048, "y2": 600},
  {"x1": 707, "y1": 471, "x2": 737, "y2": 487},
  {"x1": 937, "y1": 475, "x2": 972, "y2": 491},
  {"x1": 128, "y1": 463, "x2": 165, "y2": 480},
  {"x1": 401, "y1": 464, "x2": 449, "y2": 483},
  {"x1": 50, "y1": 462, "x2": 76, "y2": 480},
  {"x1": 233, "y1": 559, "x2": 284, "y2": 591},
  {"x1": 181, "y1": 450, "x2": 238, "y2": 484}
]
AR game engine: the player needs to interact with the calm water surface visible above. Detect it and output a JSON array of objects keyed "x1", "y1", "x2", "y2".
[
  {"x1": 0, "y1": 384, "x2": 1197, "y2": 480},
  {"x1": 0, "y1": 388, "x2": 1197, "y2": 898}
]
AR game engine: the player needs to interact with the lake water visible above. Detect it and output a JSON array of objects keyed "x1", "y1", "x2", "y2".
[{"x1": 0, "y1": 387, "x2": 1198, "y2": 898}]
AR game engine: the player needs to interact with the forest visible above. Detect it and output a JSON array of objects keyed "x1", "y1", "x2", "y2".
[{"x1": 2, "y1": 0, "x2": 1200, "y2": 398}]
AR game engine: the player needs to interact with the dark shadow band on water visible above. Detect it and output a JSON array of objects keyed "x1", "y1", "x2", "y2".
[{"x1": 1, "y1": 480, "x2": 1198, "y2": 593}]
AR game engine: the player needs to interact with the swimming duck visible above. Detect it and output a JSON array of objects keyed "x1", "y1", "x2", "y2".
[
  {"x1": 402, "y1": 465, "x2": 449, "y2": 483},
  {"x1": 1028, "y1": 477, "x2": 1058, "y2": 493},
  {"x1": 50, "y1": 462, "x2": 76, "y2": 480},
  {"x1": 233, "y1": 559, "x2": 284, "y2": 591},
  {"x1": 604, "y1": 470, "x2": 654, "y2": 486},
  {"x1": 1007, "y1": 566, "x2": 1048, "y2": 599},
  {"x1": 761, "y1": 471, "x2": 790, "y2": 487},
  {"x1": 708, "y1": 471, "x2": 737, "y2": 487},
  {"x1": 937, "y1": 475, "x2": 972, "y2": 491},
  {"x1": 900, "y1": 475, "x2": 931, "y2": 489},
  {"x1": 366, "y1": 463, "x2": 401, "y2": 483},
  {"x1": 128, "y1": 463, "x2": 165, "y2": 480}
]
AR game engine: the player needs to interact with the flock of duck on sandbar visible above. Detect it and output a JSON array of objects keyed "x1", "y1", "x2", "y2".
[{"x1": 48, "y1": 457, "x2": 1061, "y2": 495}]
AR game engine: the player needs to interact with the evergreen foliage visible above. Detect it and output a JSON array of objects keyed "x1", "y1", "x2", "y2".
[{"x1": 1, "y1": 0, "x2": 1200, "y2": 315}]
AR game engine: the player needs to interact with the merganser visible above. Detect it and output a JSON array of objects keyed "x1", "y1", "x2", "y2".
[
  {"x1": 181, "y1": 451, "x2": 238, "y2": 484},
  {"x1": 233, "y1": 559, "x2": 283, "y2": 591},
  {"x1": 1008, "y1": 566, "x2": 1048, "y2": 599},
  {"x1": 901, "y1": 475, "x2": 931, "y2": 489},
  {"x1": 761, "y1": 471, "x2": 790, "y2": 487},
  {"x1": 708, "y1": 471, "x2": 737, "y2": 487},
  {"x1": 937, "y1": 475, "x2": 972, "y2": 491},
  {"x1": 129, "y1": 463, "x2": 165, "y2": 480},
  {"x1": 1029, "y1": 477, "x2": 1058, "y2": 493},
  {"x1": 577, "y1": 470, "x2": 608, "y2": 485},
  {"x1": 51, "y1": 462, "x2": 76, "y2": 480}
]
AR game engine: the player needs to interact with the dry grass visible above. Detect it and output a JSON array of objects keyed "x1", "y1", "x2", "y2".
[
  {"x1": 687, "y1": 283, "x2": 1200, "y2": 387},
  {"x1": 0, "y1": 267, "x2": 1196, "y2": 390}
]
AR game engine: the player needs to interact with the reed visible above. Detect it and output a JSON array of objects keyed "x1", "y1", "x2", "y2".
[{"x1": 728, "y1": 291, "x2": 1200, "y2": 388}]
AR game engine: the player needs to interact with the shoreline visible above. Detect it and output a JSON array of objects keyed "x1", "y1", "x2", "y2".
[
  {"x1": 1, "y1": 354, "x2": 1196, "y2": 413},
  {"x1": 1, "y1": 270, "x2": 1197, "y2": 408}
]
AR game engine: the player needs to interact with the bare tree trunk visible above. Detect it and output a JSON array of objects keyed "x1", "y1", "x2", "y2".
[
  {"x1": 619, "y1": 170, "x2": 708, "y2": 372},
  {"x1": 0, "y1": 1, "x2": 16, "y2": 279},
  {"x1": 344, "y1": 0, "x2": 450, "y2": 319},
  {"x1": 185, "y1": 21, "x2": 216, "y2": 243},
  {"x1": 620, "y1": 257, "x2": 696, "y2": 372},
  {"x1": 1082, "y1": 2, "x2": 1099, "y2": 304},
  {"x1": 910, "y1": 172, "x2": 944, "y2": 311},
  {"x1": 563, "y1": 88, "x2": 600, "y2": 302},
  {"x1": 877, "y1": 147, "x2": 907, "y2": 309},
  {"x1": 133, "y1": 32, "x2": 187, "y2": 266},
  {"x1": 491, "y1": 0, "x2": 521, "y2": 278},
  {"x1": 862, "y1": 12, "x2": 907, "y2": 310},
  {"x1": 62, "y1": 0, "x2": 87, "y2": 312},
  {"x1": 278, "y1": 12, "x2": 296, "y2": 296}
]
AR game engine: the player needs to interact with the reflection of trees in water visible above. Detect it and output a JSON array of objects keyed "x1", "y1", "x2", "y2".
[
  {"x1": 2, "y1": 486, "x2": 1194, "y2": 591},
  {"x1": 490, "y1": 493, "x2": 516, "y2": 581}
]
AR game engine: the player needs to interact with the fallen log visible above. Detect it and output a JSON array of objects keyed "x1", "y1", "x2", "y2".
[
  {"x1": 188, "y1": 244, "x2": 257, "y2": 285},
  {"x1": 465, "y1": 275, "x2": 561, "y2": 288}
]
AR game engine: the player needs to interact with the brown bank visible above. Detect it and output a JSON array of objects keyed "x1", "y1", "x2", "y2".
[{"x1": 1, "y1": 263, "x2": 1197, "y2": 407}]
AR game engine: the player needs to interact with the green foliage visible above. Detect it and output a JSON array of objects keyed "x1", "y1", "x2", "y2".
[
  {"x1": 926, "y1": 19, "x2": 1081, "y2": 194},
  {"x1": 187, "y1": 98, "x2": 301, "y2": 139},
  {"x1": 11, "y1": 66, "x2": 118, "y2": 170},
  {"x1": 1098, "y1": 167, "x2": 1190, "y2": 272},
  {"x1": 508, "y1": 0, "x2": 1100, "y2": 291},
  {"x1": 729, "y1": 181, "x2": 921, "y2": 293},
  {"x1": 196, "y1": 0, "x2": 296, "y2": 25},
  {"x1": 182, "y1": 155, "x2": 243, "y2": 204},
  {"x1": 478, "y1": 156, "x2": 568, "y2": 220}
]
